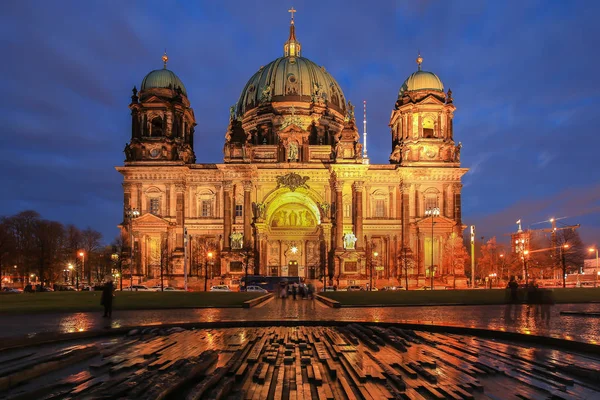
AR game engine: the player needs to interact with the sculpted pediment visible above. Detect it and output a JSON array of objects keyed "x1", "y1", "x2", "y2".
[
  {"x1": 415, "y1": 215, "x2": 456, "y2": 229},
  {"x1": 132, "y1": 213, "x2": 169, "y2": 228},
  {"x1": 418, "y1": 95, "x2": 445, "y2": 105},
  {"x1": 278, "y1": 123, "x2": 307, "y2": 135}
]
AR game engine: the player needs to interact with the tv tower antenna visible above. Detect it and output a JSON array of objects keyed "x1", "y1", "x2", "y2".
[{"x1": 362, "y1": 100, "x2": 369, "y2": 164}]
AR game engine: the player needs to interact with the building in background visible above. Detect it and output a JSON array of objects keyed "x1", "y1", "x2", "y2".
[{"x1": 117, "y1": 12, "x2": 468, "y2": 288}]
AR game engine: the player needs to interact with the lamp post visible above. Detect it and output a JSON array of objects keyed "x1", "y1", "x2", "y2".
[
  {"x1": 77, "y1": 251, "x2": 85, "y2": 286},
  {"x1": 523, "y1": 250, "x2": 529, "y2": 285},
  {"x1": 68, "y1": 264, "x2": 74, "y2": 285},
  {"x1": 78, "y1": 251, "x2": 85, "y2": 289},
  {"x1": 125, "y1": 208, "x2": 140, "y2": 289},
  {"x1": 425, "y1": 207, "x2": 440, "y2": 290},
  {"x1": 589, "y1": 248, "x2": 598, "y2": 288},
  {"x1": 111, "y1": 253, "x2": 121, "y2": 291},
  {"x1": 371, "y1": 251, "x2": 378, "y2": 291},
  {"x1": 561, "y1": 244, "x2": 569, "y2": 288},
  {"x1": 488, "y1": 272, "x2": 497, "y2": 289},
  {"x1": 205, "y1": 251, "x2": 213, "y2": 292}
]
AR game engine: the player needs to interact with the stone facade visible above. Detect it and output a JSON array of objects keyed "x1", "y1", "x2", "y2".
[{"x1": 117, "y1": 17, "x2": 468, "y2": 289}]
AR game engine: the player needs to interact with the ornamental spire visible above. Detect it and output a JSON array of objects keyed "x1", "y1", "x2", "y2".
[
  {"x1": 162, "y1": 49, "x2": 168, "y2": 69},
  {"x1": 284, "y1": 7, "x2": 301, "y2": 57},
  {"x1": 416, "y1": 51, "x2": 423, "y2": 71}
]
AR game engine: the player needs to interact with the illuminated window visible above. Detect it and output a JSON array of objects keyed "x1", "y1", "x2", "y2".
[
  {"x1": 235, "y1": 204, "x2": 243, "y2": 217},
  {"x1": 201, "y1": 200, "x2": 212, "y2": 217},
  {"x1": 149, "y1": 198, "x2": 160, "y2": 215},
  {"x1": 375, "y1": 199, "x2": 386, "y2": 218},
  {"x1": 423, "y1": 117, "x2": 434, "y2": 138}
]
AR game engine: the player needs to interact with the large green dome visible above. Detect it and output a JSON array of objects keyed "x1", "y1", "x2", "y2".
[
  {"x1": 141, "y1": 68, "x2": 187, "y2": 96},
  {"x1": 236, "y1": 56, "x2": 346, "y2": 116}
]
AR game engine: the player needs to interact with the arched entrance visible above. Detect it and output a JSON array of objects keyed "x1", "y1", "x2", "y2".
[{"x1": 258, "y1": 189, "x2": 325, "y2": 279}]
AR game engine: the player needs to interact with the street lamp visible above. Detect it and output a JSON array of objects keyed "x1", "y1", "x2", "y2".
[
  {"x1": 589, "y1": 247, "x2": 598, "y2": 288},
  {"x1": 205, "y1": 251, "x2": 213, "y2": 292},
  {"x1": 125, "y1": 208, "x2": 140, "y2": 289},
  {"x1": 561, "y1": 244, "x2": 569, "y2": 288},
  {"x1": 111, "y1": 253, "x2": 122, "y2": 291},
  {"x1": 425, "y1": 207, "x2": 440, "y2": 290},
  {"x1": 68, "y1": 263, "x2": 74, "y2": 285},
  {"x1": 371, "y1": 251, "x2": 378, "y2": 291},
  {"x1": 78, "y1": 251, "x2": 85, "y2": 289},
  {"x1": 523, "y1": 250, "x2": 529, "y2": 285},
  {"x1": 499, "y1": 254, "x2": 505, "y2": 282},
  {"x1": 488, "y1": 272, "x2": 497, "y2": 289}
]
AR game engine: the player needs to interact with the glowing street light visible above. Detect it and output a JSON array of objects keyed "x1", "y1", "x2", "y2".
[
  {"x1": 78, "y1": 251, "x2": 85, "y2": 289},
  {"x1": 205, "y1": 251, "x2": 214, "y2": 292},
  {"x1": 561, "y1": 244, "x2": 569, "y2": 288},
  {"x1": 425, "y1": 207, "x2": 440, "y2": 290},
  {"x1": 589, "y1": 247, "x2": 598, "y2": 288}
]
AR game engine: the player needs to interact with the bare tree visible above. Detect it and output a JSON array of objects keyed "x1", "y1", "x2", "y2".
[
  {"x1": 81, "y1": 227, "x2": 102, "y2": 285},
  {"x1": 397, "y1": 247, "x2": 414, "y2": 290},
  {"x1": 442, "y1": 233, "x2": 469, "y2": 288}
]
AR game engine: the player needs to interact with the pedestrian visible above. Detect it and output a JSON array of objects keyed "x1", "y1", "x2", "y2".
[
  {"x1": 507, "y1": 276, "x2": 519, "y2": 304},
  {"x1": 292, "y1": 282, "x2": 298, "y2": 300},
  {"x1": 101, "y1": 276, "x2": 114, "y2": 318}
]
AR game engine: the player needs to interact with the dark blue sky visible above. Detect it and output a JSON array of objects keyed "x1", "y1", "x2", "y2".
[{"x1": 1, "y1": 0, "x2": 599, "y2": 248}]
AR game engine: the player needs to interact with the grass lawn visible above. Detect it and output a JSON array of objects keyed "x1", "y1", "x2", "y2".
[
  {"x1": 0, "y1": 291, "x2": 262, "y2": 315},
  {"x1": 321, "y1": 288, "x2": 600, "y2": 306}
]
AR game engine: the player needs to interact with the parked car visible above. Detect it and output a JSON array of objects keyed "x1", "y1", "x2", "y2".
[
  {"x1": 163, "y1": 287, "x2": 185, "y2": 292},
  {"x1": 210, "y1": 285, "x2": 232, "y2": 292},
  {"x1": 321, "y1": 286, "x2": 336, "y2": 292},
  {"x1": 245, "y1": 285, "x2": 268, "y2": 293},
  {"x1": 346, "y1": 285, "x2": 363, "y2": 291},
  {"x1": 2, "y1": 287, "x2": 23, "y2": 294},
  {"x1": 381, "y1": 286, "x2": 404, "y2": 291},
  {"x1": 124, "y1": 285, "x2": 152, "y2": 291},
  {"x1": 150, "y1": 285, "x2": 164, "y2": 291}
]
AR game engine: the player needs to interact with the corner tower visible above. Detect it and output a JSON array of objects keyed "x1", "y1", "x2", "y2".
[
  {"x1": 125, "y1": 53, "x2": 196, "y2": 164},
  {"x1": 389, "y1": 54, "x2": 460, "y2": 166}
]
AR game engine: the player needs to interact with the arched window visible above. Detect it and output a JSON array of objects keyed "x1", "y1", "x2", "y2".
[
  {"x1": 370, "y1": 189, "x2": 387, "y2": 218},
  {"x1": 197, "y1": 189, "x2": 216, "y2": 218},
  {"x1": 151, "y1": 117, "x2": 163, "y2": 137},
  {"x1": 423, "y1": 188, "x2": 439, "y2": 215},
  {"x1": 423, "y1": 117, "x2": 434, "y2": 138}
]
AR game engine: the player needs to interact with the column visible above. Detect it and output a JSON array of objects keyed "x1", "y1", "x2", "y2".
[
  {"x1": 335, "y1": 181, "x2": 344, "y2": 249},
  {"x1": 243, "y1": 181, "x2": 252, "y2": 247},
  {"x1": 136, "y1": 183, "x2": 142, "y2": 211},
  {"x1": 401, "y1": 183, "x2": 410, "y2": 247},
  {"x1": 223, "y1": 180, "x2": 233, "y2": 249},
  {"x1": 388, "y1": 186, "x2": 395, "y2": 218},
  {"x1": 437, "y1": 112, "x2": 442, "y2": 137},
  {"x1": 353, "y1": 181, "x2": 364, "y2": 248},
  {"x1": 453, "y1": 183, "x2": 462, "y2": 232},
  {"x1": 166, "y1": 184, "x2": 171, "y2": 217},
  {"x1": 175, "y1": 183, "x2": 185, "y2": 249}
]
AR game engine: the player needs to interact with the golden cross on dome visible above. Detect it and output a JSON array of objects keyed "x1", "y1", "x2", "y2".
[
  {"x1": 162, "y1": 49, "x2": 168, "y2": 69},
  {"x1": 288, "y1": 6, "x2": 296, "y2": 23}
]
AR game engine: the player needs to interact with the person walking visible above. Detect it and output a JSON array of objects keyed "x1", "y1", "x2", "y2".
[
  {"x1": 292, "y1": 282, "x2": 298, "y2": 300},
  {"x1": 101, "y1": 276, "x2": 115, "y2": 318}
]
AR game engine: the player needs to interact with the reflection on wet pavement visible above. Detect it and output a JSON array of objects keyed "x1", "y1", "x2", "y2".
[
  {"x1": 2, "y1": 297, "x2": 599, "y2": 343},
  {"x1": 2, "y1": 326, "x2": 600, "y2": 399}
]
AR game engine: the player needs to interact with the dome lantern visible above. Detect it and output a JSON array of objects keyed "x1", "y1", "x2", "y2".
[{"x1": 284, "y1": 7, "x2": 301, "y2": 57}]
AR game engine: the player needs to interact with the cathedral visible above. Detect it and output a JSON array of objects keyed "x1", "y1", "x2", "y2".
[{"x1": 117, "y1": 10, "x2": 468, "y2": 289}]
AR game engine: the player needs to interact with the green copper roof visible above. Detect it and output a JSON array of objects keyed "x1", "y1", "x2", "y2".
[
  {"x1": 237, "y1": 56, "x2": 346, "y2": 115},
  {"x1": 141, "y1": 69, "x2": 187, "y2": 95},
  {"x1": 398, "y1": 70, "x2": 444, "y2": 98}
]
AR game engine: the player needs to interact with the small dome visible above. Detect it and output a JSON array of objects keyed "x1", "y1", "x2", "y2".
[
  {"x1": 141, "y1": 68, "x2": 187, "y2": 96},
  {"x1": 398, "y1": 70, "x2": 444, "y2": 98},
  {"x1": 236, "y1": 56, "x2": 346, "y2": 115}
]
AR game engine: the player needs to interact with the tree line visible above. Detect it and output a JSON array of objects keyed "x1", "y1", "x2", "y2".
[{"x1": 0, "y1": 210, "x2": 119, "y2": 289}]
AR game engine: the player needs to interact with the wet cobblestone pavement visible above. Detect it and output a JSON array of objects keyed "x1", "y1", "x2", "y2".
[
  {"x1": 1, "y1": 325, "x2": 599, "y2": 399},
  {"x1": 2, "y1": 297, "x2": 599, "y2": 344}
]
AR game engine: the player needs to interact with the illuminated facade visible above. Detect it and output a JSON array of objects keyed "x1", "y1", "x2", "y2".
[{"x1": 117, "y1": 13, "x2": 468, "y2": 288}]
